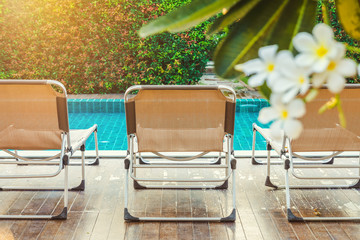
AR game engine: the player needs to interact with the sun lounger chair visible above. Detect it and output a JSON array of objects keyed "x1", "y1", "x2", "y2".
[
  {"x1": 0, "y1": 80, "x2": 99, "y2": 219},
  {"x1": 258, "y1": 85, "x2": 360, "y2": 221},
  {"x1": 251, "y1": 122, "x2": 334, "y2": 166},
  {"x1": 123, "y1": 85, "x2": 237, "y2": 222}
]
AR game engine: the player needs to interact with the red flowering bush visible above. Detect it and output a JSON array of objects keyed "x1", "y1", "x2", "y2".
[{"x1": 0, "y1": 0, "x2": 217, "y2": 93}]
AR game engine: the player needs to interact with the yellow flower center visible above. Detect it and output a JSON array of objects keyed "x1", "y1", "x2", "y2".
[
  {"x1": 281, "y1": 110, "x2": 288, "y2": 119},
  {"x1": 299, "y1": 76, "x2": 305, "y2": 84},
  {"x1": 267, "y1": 63, "x2": 275, "y2": 72},
  {"x1": 316, "y1": 45, "x2": 328, "y2": 57},
  {"x1": 327, "y1": 61, "x2": 336, "y2": 71}
]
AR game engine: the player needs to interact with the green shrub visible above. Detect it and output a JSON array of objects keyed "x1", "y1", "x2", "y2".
[
  {"x1": 0, "y1": 0, "x2": 218, "y2": 93},
  {"x1": 317, "y1": 0, "x2": 360, "y2": 83}
]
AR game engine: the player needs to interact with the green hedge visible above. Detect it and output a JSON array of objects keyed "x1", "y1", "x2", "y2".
[
  {"x1": 0, "y1": 0, "x2": 218, "y2": 93},
  {"x1": 317, "y1": 0, "x2": 360, "y2": 83}
]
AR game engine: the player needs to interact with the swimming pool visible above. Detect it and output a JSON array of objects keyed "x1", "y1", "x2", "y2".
[{"x1": 68, "y1": 99, "x2": 269, "y2": 150}]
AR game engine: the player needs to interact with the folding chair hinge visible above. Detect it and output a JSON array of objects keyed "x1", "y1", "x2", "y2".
[
  {"x1": 124, "y1": 158, "x2": 130, "y2": 169},
  {"x1": 280, "y1": 149, "x2": 286, "y2": 156},
  {"x1": 284, "y1": 159, "x2": 290, "y2": 170},
  {"x1": 266, "y1": 142, "x2": 272, "y2": 151},
  {"x1": 62, "y1": 155, "x2": 69, "y2": 166},
  {"x1": 67, "y1": 147, "x2": 73, "y2": 155},
  {"x1": 80, "y1": 144, "x2": 85, "y2": 152},
  {"x1": 231, "y1": 159, "x2": 237, "y2": 170}
]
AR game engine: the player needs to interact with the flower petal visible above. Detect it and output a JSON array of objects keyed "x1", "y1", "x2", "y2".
[
  {"x1": 293, "y1": 32, "x2": 317, "y2": 52},
  {"x1": 313, "y1": 23, "x2": 334, "y2": 45},
  {"x1": 258, "y1": 107, "x2": 279, "y2": 124},
  {"x1": 242, "y1": 58, "x2": 264, "y2": 75},
  {"x1": 267, "y1": 71, "x2": 281, "y2": 87},
  {"x1": 295, "y1": 53, "x2": 316, "y2": 67},
  {"x1": 287, "y1": 99, "x2": 306, "y2": 118},
  {"x1": 299, "y1": 81, "x2": 310, "y2": 95},
  {"x1": 312, "y1": 58, "x2": 330, "y2": 73},
  {"x1": 269, "y1": 94, "x2": 284, "y2": 108},
  {"x1": 272, "y1": 78, "x2": 294, "y2": 93},
  {"x1": 259, "y1": 45, "x2": 278, "y2": 62},
  {"x1": 312, "y1": 72, "x2": 327, "y2": 87},
  {"x1": 277, "y1": 50, "x2": 296, "y2": 77},
  {"x1": 234, "y1": 64, "x2": 243, "y2": 72},
  {"x1": 248, "y1": 72, "x2": 267, "y2": 87},
  {"x1": 284, "y1": 119, "x2": 303, "y2": 139},
  {"x1": 336, "y1": 59, "x2": 357, "y2": 77},
  {"x1": 327, "y1": 73, "x2": 345, "y2": 93},
  {"x1": 269, "y1": 120, "x2": 283, "y2": 140},
  {"x1": 282, "y1": 87, "x2": 300, "y2": 103}
]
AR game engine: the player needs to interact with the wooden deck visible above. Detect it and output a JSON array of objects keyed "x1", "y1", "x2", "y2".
[{"x1": 0, "y1": 156, "x2": 360, "y2": 239}]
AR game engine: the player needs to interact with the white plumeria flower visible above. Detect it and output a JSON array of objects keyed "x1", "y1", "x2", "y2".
[
  {"x1": 234, "y1": 45, "x2": 281, "y2": 87},
  {"x1": 258, "y1": 94, "x2": 306, "y2": 139},
  {"x1": 312, "y1": 43, "x2": 357, "y2": 93},
  {"x1": 293, "y1": 23, "x2": 339, "y2": 73},
  {"x1": 272, "y1": 50, "x2": 312, "y2": 103}
]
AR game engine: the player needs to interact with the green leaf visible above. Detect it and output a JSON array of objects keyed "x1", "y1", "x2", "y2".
[
  {"x1": 335, "y1": 0, "x2": 360, "y2": 40},
  {"x1": 214, "y1": 0, "x2": 317, "y2": 79},
  {"x1": 207, "y1": 0, "x2": 261, "y2": 36},
  {"x1": 214, "y1": 0, "x2": 289, "y2": 78},
  {"x1": 266, "y1": 0, "x2": 317, "y2": 51},
  {"x1": 138, "y1": 0, "x2": 239, "y2": 38}
]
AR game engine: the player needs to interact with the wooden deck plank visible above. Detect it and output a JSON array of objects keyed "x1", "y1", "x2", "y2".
[
  {"x1": 159, "y1": 185, "x2": 177, "y2": 240},
  {"x1": 191, "y1": 190, "x2": 210, "y2": 240},
  {"x1": 0, "y1": 157, "x2": 359, "y2": 239},
  {"x1": 241, "y1": 163, "x2": 282, "y2": 240},
  {"x1": 37, "y1": 191, "x2": 79, "y2": 239},
  {"x1": 269, "y1": 165, "x2": 316, "y2": 240},
  {"x1": 72, "y1": 211, "x2": 99, "y2": 240}
]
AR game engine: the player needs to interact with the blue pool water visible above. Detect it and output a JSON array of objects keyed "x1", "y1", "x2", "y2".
[{"x1": 68, "y1": 99, "x2": 269, "y2": 151}]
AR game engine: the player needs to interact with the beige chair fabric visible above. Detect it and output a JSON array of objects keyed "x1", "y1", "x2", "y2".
[
  {"x1": 292, "y1": 86, "x2": 360, "y2": 152},
  {"x1": 128, "y1": 89, "x2": 233, "y2": 152},
  {"x1": 0, "y1": 84, "x2": 69, "y2": 150}
]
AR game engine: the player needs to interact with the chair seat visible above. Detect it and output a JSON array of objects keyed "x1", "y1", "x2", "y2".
[{"x1": 136, "y1": 126, "x2": 224, "y2": 152}]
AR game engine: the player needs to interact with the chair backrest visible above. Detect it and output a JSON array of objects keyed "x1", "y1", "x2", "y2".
[
  {"x1": 0, "y1": 80, "x2": 69, "y2": 150},
  {"x1": 292, "y1": 85, "x2": 360, "y2": 152},
  {"x1": 125, "y1": 85, "x2": 236, "y2": 152}
]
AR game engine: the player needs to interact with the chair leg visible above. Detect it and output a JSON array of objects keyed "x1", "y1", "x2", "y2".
[
  {"x1": 285, "y1": 163, "x2": 303, "y2": 222},
  {"x1": 55, "y1": 164, "x2": 69, "y2": 220},
  {"x1": 89, "y1": 129, "x2": 100, "y2": 166},
  {"x1": 265, "y1": 145, "x2": 278, "y2": 188},
  {"x1": 70, "y1": 145, "x2": 86, "y2": 191},
  {"x1": 251, "y1": 125, "x2": 261, "y2": 165}
]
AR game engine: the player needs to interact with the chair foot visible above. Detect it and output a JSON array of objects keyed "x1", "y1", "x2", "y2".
[
  {"x1": 70, "y1": 180, "x2": 85, "y2": 191},
  {"x1": 287, "y1": 209, "x2": 304, "y2": 222},
  {"x1": 51, "y1": 207, "x2": 68, "y2": 220},
  {"x1": 88, "y1": 157, "x2": 100, "y2": 166},
  {"x1": 211, "y1": 157, "x2": 221, "y2": 165},
  {"x1": 349, "y1": 179, "x2": 360, "y2": 188},
  {"x1": 124, "y1": 208, "x2": 140, "y2": 222},
  {"x1": 251, "y1": 157, "x2": 263, "y2": 165},
  {"x1": 324, "y1": 157, "x2": 334, "y2": 165},
  {"x1": 139, "y1": 158, "x2": 150, "y2": 165},
  {"x1": 215, "y1": 180, "x2": 228, "y2": 189},
  {"x1": 220, "y1": 209, "x2": 236, "y2": 222},
  {"x1": 134, "y1": 180, "x2": 146, "y2": 189},
  {"x1": 265, "y1": 176, "x2": 278, "y2": 189}
]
